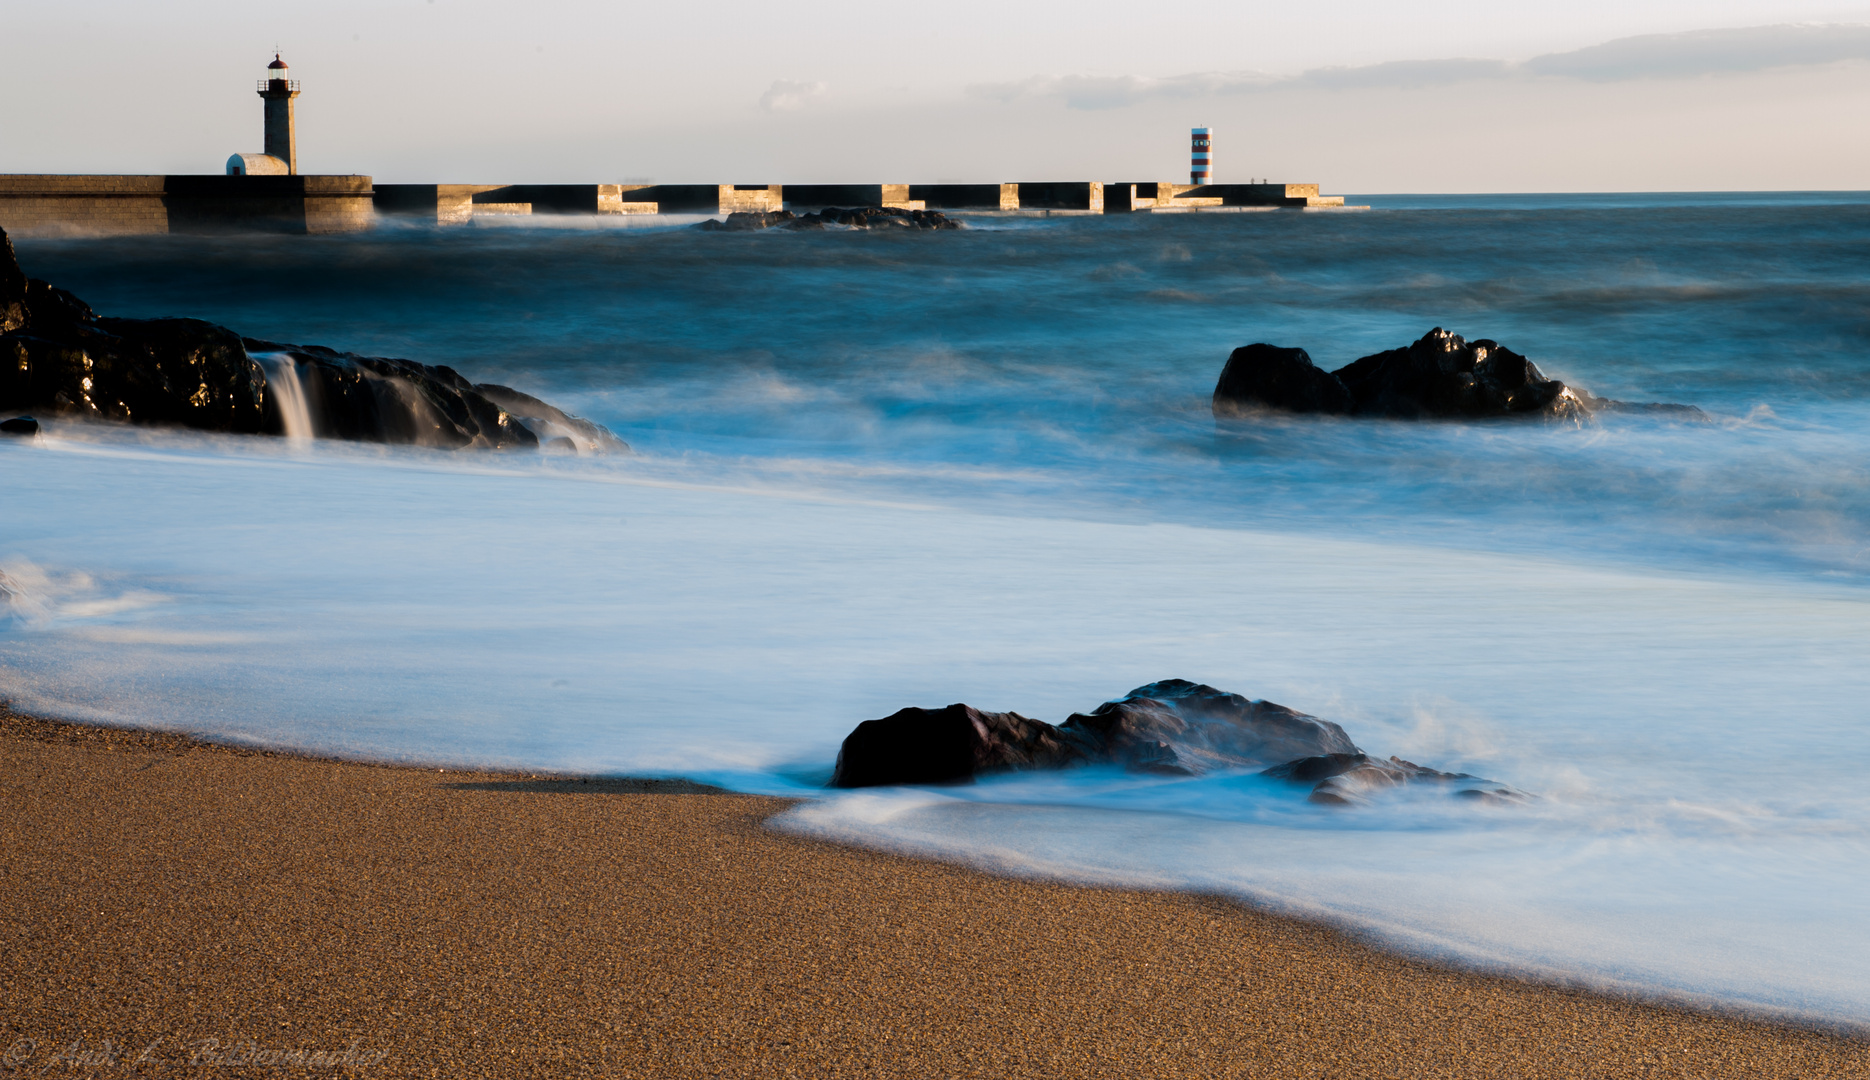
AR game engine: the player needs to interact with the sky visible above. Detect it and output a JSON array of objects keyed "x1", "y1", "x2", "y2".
[{"x1": 4, "y1": 0, "x2": 1868, "y2": 191}]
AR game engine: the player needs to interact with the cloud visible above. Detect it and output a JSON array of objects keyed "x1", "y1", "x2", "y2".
[
  {"x1": 759, "y1": 79, "x2": 828, "y2": 112},
  {"x1": 969, "y1": 72, "x2": 1275, "y2": 110},
  {"x1": 971, "y1": 23, "x2": 1870, "y2": 110},
  {"x1": 1292, "y1": 58, "x2": 1511, "y2": 91},
  {"x1": 1525, "y1": 23, "x2": 1870, "y2": 81}
]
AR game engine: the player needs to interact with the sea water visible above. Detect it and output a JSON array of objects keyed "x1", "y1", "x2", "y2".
[{"x1": 4, "y1": 195, "x2": 1869, "y2": 1025}]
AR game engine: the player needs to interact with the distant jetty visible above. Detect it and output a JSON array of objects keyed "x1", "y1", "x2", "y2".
[
  {"x1": 0, "y1": 54, "x2": 1357, "y2": 235},
  {"x1": 0, "y1": 178, "x2": 1358, "y2": 236}
]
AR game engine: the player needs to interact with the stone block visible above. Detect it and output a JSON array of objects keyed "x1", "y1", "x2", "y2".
[{"x1": 907, "y1": 183, "x2": 1019, "y2": 210}]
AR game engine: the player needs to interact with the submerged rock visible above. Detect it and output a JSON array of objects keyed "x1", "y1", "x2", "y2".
[
  {"x1": 829, "y1": 678, "x2": 1515, "y2": 806},
  {"x1": 0, "y1": 415, "x2": 39, "y2": 436},
  {"x1": 696, "y1": 207, "x2": 960, "y2": 232},
  {"x1": 1213, "y1": 327, "x2": 1702, "y2": 421},
  {"x1": 790, "y1": 206, "x2": 959, "y2": 230},
  {"x1": 697, "y1": 210, "x2": 797, "y2": 231},
  {"x1": 1262, "y1": 751, "x2": 1526, "y2": 806},
  {"x1": 0, "y1": 225, "x2": 624, "y2": 451}
]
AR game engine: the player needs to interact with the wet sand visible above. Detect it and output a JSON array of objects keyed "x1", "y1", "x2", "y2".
[{"x1": 1, "y1": 708, "x2": 1865, "y2": 1078}]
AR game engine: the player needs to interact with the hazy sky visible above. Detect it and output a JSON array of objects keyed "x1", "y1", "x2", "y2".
[{"x1": 5, "y1": 0, "x2": 1869, "y2": 190}]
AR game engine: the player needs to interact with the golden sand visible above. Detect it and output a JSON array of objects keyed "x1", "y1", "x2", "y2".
[{"x1": 1, "y1": 709, "x2": 1864, "y2": 1078}]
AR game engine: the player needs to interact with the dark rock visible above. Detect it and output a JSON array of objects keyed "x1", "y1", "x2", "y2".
[
  {"x1": 696, "y1": 210, "x2": 797, "y2": 231},
  {"x1": 474, "y1": 383, "x2": 626, "y2": 454},
  {"x1": 0, "y1": 229, "x2": 27, "y2": 334},
  {"x1": 1213, "y1": 327, "x2": 1703, "y2": 421},
  {"x1": 828, "y1": 678, "x2": 1525, "y2": 807},
  {"x1": 1059, "y1": 679, "x2": 1359, "y2": 775},
  {"x1": 1331, "y1": 328, "x2": 1585, "y2": 420},
  {"x1": 1260, "y1": 752, "x2": 1371, "y2": 784},
  {"x1": 0, "y1": 225, "x2": 625, "y2": 451},
  {"x1": 745, "y1": 206, "x2": 961, "y2": 231},
  {"x1": 1263, "y1": 751, "x2": 1525, "y2": 807},
  {"x1": 829, "y1": 703, "x2": 1089, "y2": 788},
  {"x1": 241, "y1": 340, "x2": 539, "y2": 449},
  {"x1": 2, "y1": 317, "x2": 268, "y2": 432},
  {"x1": 1212, "y1": 344, "x2": 1352, "y2": 416},
  {"x1": 0, "y1": 415, "x2": 38, "y2": 436}
]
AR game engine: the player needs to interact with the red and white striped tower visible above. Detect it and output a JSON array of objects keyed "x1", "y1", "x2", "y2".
[{"x1": 1190, "y1": 127, "x2": 1212, "y2": 185}]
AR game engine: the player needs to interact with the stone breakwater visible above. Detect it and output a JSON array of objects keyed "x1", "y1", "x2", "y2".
[
  {"x1": 830, "y1": 679, "x2": 1526, "y2": 807},
  {"x1": 1213, "y1": 328, "x2": 1705, "y2": 421},
  {"x1": 0, "y1": 226, "x2": 623, "y2": 451}
]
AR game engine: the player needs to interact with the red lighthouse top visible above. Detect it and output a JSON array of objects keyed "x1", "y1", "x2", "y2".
[{"x1": 259, "y1": 53, "x2": 299, "y2": 95}]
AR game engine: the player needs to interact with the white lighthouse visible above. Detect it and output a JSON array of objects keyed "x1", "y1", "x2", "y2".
[{"x1": 227, "y1": 54, "x2": 299, "y2": 176}]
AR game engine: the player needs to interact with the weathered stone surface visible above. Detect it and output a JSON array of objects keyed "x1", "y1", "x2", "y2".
[
  {"x1": 1213, "y1": 327, "x2": 1702, "y2": 421},
  {"x1": 1, "y1": 316, "x2": 268, "y2": 432},
  {"x1": 829, "y1": 703, "x2": 1088, "y2": 788},
  {"x1": 0, "y1": 229, "x2": 27, "y2": 334},
  {"x1": 1059, "y1": 679, "x2": 1359, "y2": 776},
  {"x1": 1331, "y1": 328, "x2": 1585, "y2": 420},
  {"x1": 0, "y1": 225, "x2": 625, "y2": 451},
  {"x1": 1212, "y1": 344, "x2": 1353, "y2": 416}
]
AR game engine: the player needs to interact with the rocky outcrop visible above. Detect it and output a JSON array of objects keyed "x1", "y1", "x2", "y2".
[
  {"x1": 0, "y1": 225, "x2": 625, "y2": 451},
  {"x1": 789, "y1": 206, "x2": 959, "y2": 230},
  {"x1": 1214, "y1": 327, "x2": 1702, "y2": 421},
  {"x1": 696, "y1": 211, "x2": 797, "y2": 231},
  {"x1": 1211, "y1": 345, "x2": 1354, "y2": 419},
  {"x1": 829, "y1": 703, "x2": 1088, "y2": 788},
  {"x1": 829, "y1": 678, "x2": 1521, "y2": 806},
  {"x1": 242, "y1": 340, "x2": 625, "y2": 452},
  {"x1": 696, "y1": 207, "x2": 960, "y2": 232},
  {"x1": 1058, "y1": 679, "x2": 1357, "y2": 775}
]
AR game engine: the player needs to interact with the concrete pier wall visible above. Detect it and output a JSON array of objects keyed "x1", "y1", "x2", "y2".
[
  {"x1": 164, "y1": 175, "x2": 374, "y2": 233},
  {"x1": 783, "y1": 184, "x2": 920, "y2": 210},
  {"x1": 376, "y1": 184, "x2": 506, "y2": 224},
  {"x1": 0, "y1": 176, "x2": 169, "y2": 235},
  {"x1": 720, "y1": 186, "x2": 782, "y2": 213},
  {"x1": 1106, "y1": 182, "x2": 1223, "y2": 212},
  {"x1": 1187, "y1": 183, "x2": 1345, "y2": 208},
  {"x1": 1015, "y1": 182, "x2": 1104, "y2": 212},
  {"x1": 606, "y1": 185, "x2": 778, "y2": 214},
  {"x1": 0, "y1": 175, "x2": 373, "y2": 235},
  {"x1": 908, "y1": 184, "x2": 1020, "y2": 210},
  {"x1": 0, "y1": 175, "x2": 1352, "y2": 233},
  {"x1": 614, "y1": 185, "x2": 718, "y2": 213}
]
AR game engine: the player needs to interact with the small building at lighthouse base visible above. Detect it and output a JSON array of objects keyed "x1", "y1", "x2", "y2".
[{"x1": 227, "y1": 154, "x2": 290, "y2": 177}]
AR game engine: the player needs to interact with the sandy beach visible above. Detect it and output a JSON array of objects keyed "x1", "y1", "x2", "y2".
[{"x1": 1, "y1": 708, "x2": 1864, "y2": 1079}]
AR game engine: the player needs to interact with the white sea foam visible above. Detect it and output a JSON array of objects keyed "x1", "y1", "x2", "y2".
[
  {"x1": 252, "y1": 351, "x2": 316, "y2": 442},
  {"x1": 3, "y1": 429, "x2": 1869, "y2": 1024},
  {"x1": 8, "y1": 204, "x2": 1870, "y2": 1027}
]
